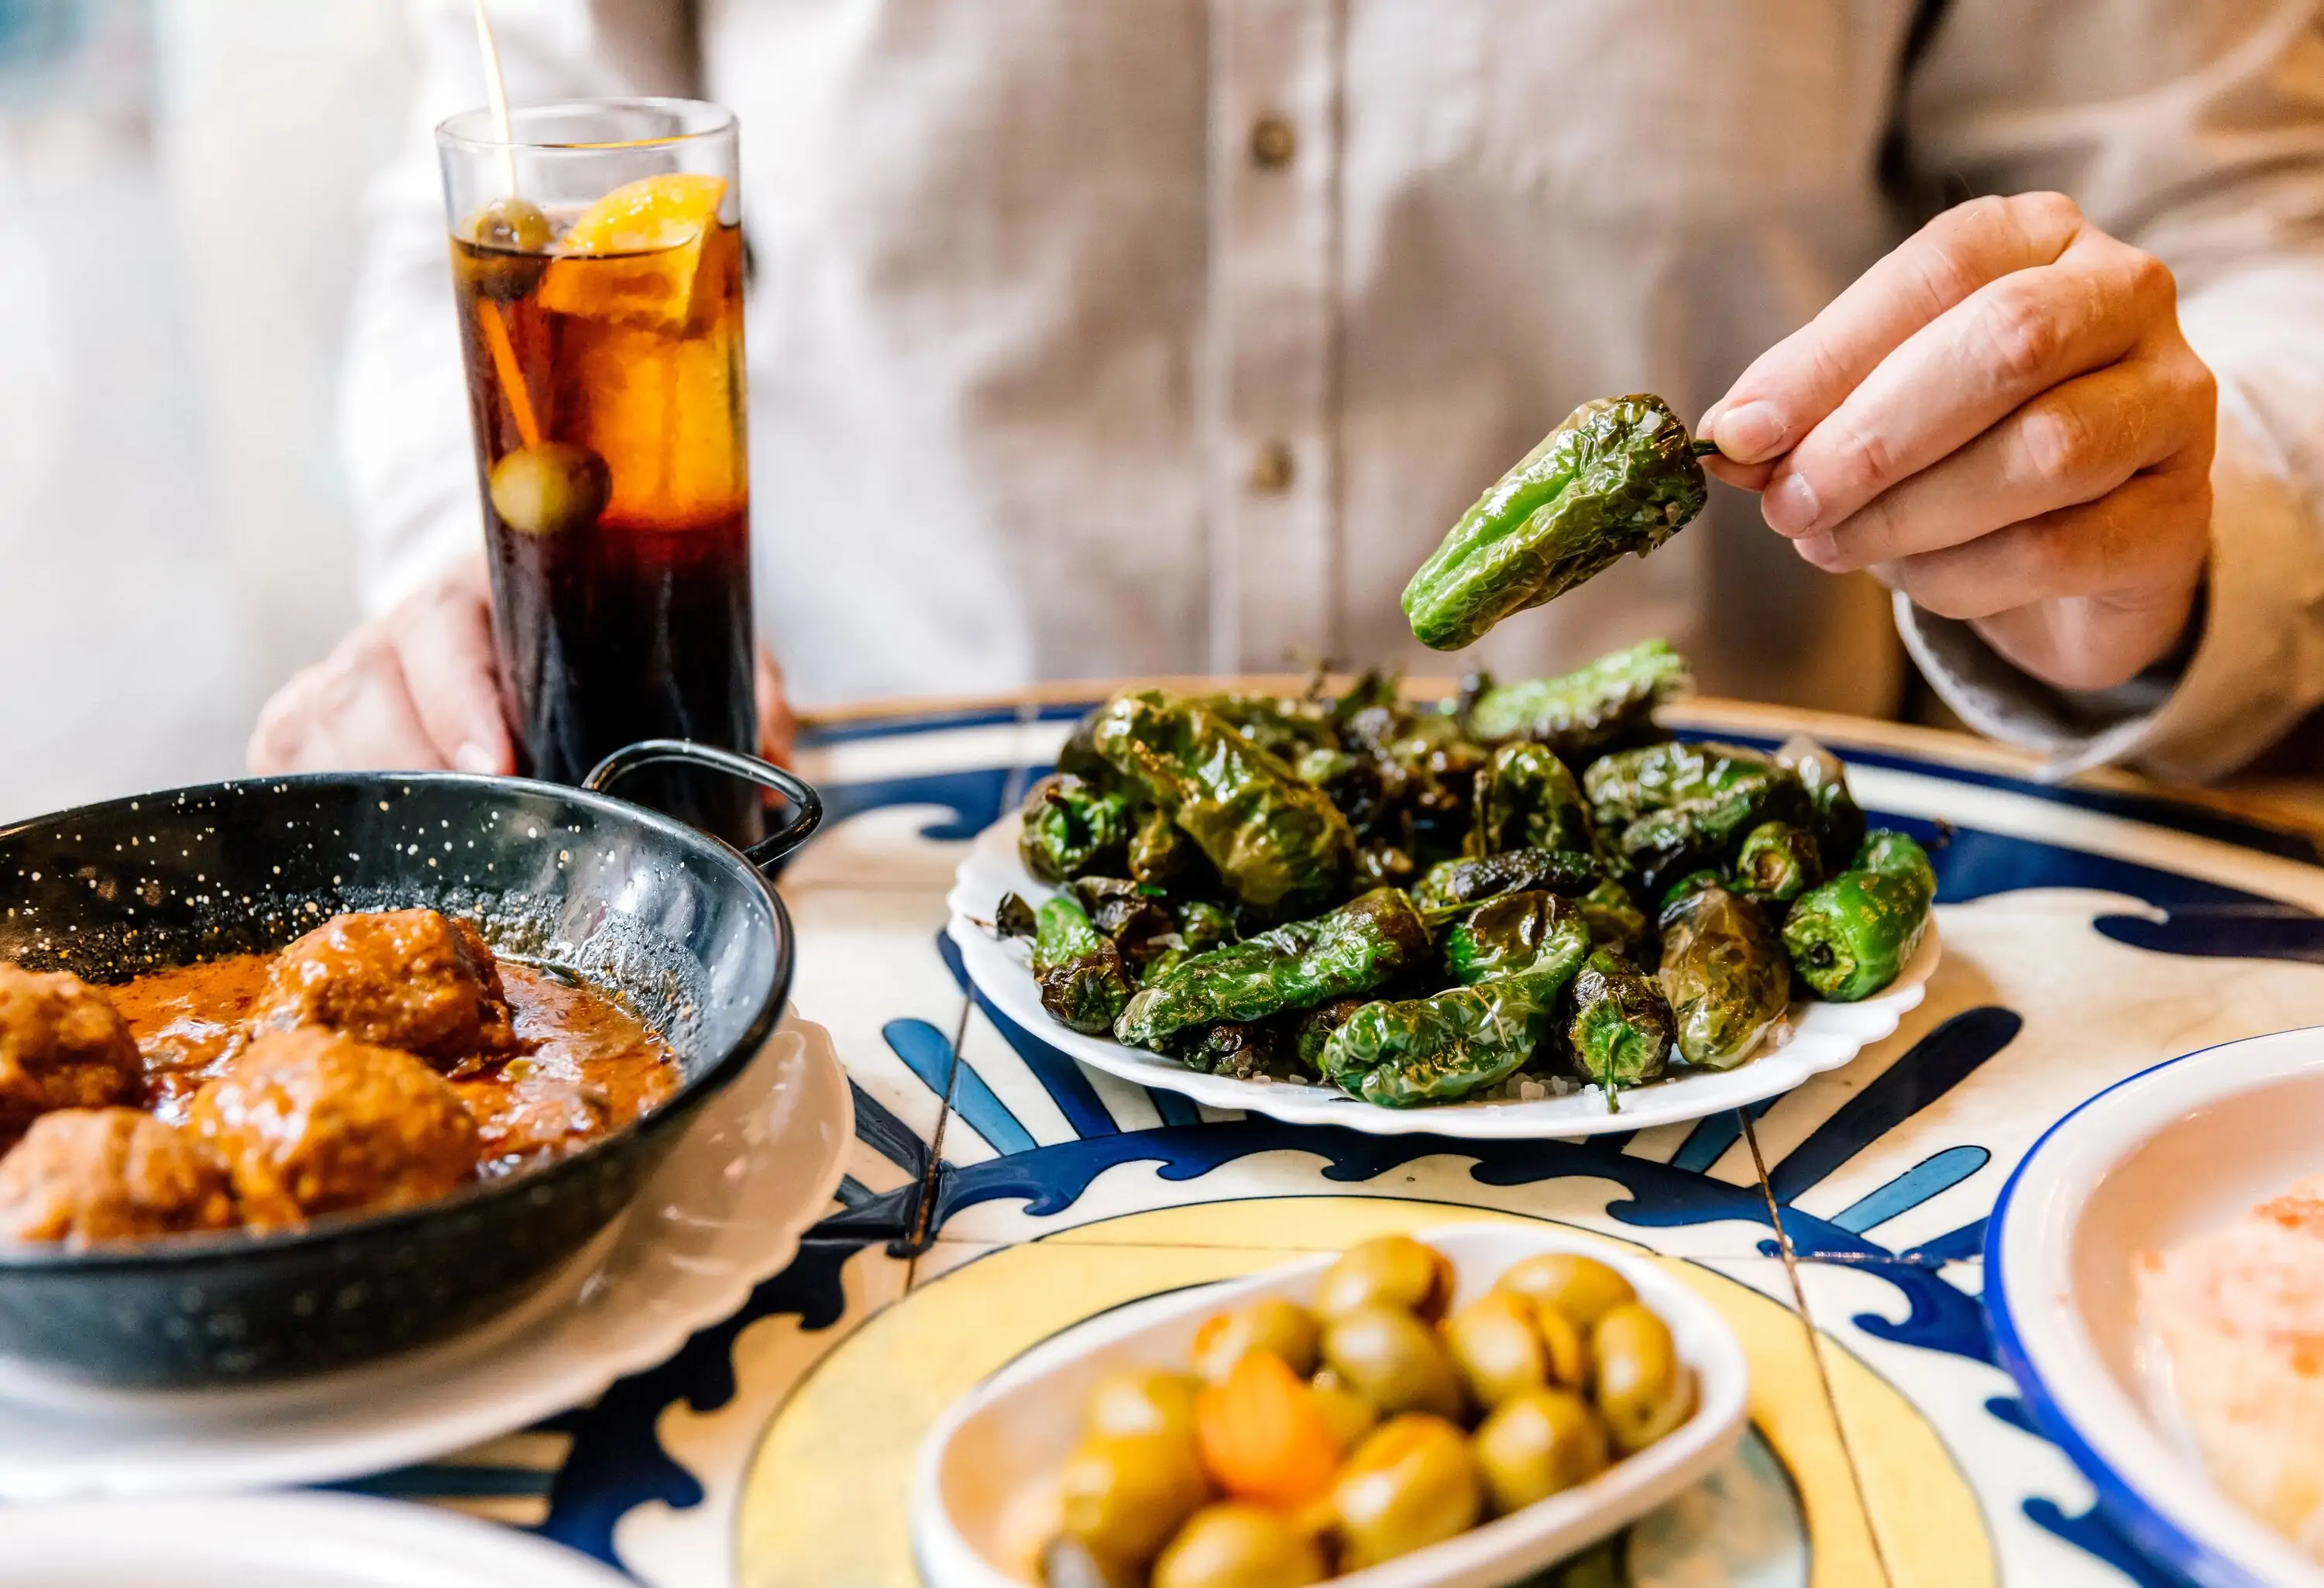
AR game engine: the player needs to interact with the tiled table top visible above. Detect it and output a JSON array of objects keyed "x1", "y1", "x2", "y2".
[{"x1": 343, "y1": 690, "x2": 2324, "y2": 1588}]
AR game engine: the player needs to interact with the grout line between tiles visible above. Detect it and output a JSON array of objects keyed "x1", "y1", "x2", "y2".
[
  {"x1": 902, "y1": 702, "x2": 1044, "y2": 1288},
  {"x1": 1747, "y1": 1112, "x2": 1896, "y2": 1588}
]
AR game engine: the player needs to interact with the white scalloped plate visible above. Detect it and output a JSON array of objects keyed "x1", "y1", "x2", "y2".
[
  {"x1": 947, "y1": 813, "x2": 1935, "y2": 1139},
  {"x1": 0, "y1": 1010, "x2": 853, "y2": 1498},
  {"x1": 0, "y1": 1490, "x2": 633, "y2": 1586},
  {"x1": 913, "y1": 1223, "x2": 1749, "y2": 1588}
]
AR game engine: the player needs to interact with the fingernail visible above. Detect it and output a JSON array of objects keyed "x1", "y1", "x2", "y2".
[
  {"x1": 453, "y1": 742, "x2": 497, "y2": 775},
  {"x1": 1717, "y1": 401, "x2": 1786, "y2": 463},
  {"x1": 1764, "y1": 472, "x2": 1822, "y2": 535},
  {"x1": 1796, "y1": 532, "x2": 1840, "y2": 569}
]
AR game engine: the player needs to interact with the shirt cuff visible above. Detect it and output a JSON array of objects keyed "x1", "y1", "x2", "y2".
[{"x1": 1898, "y1": 400, "x2": 2324, "y2": 784}]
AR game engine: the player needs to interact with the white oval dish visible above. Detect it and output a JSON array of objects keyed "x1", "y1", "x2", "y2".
[
  {"x1": 0, "y1": 1490, "x2": 632, "y2": 1586},
  {"x1": 1987, "y1": 1026, "x2": 2324, "y2": 1588},
  {"x1": 0, "y1": 1010, "x2": 853, "y2": 1499},
  {"x1": 913, "y1": 1222, "x2": 1749, "y2": 1588},
  {"x1": 947, "y1": 812, "x2": 1935, "y2": 1138}
]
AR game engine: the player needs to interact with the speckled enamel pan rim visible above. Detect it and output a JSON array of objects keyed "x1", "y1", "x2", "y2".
[
  {"x1": 1985, "y1": 1026, "x2": 2324, "y2": 1588},
  {"x1": 0, "y1": 768, "x2": 792, "y2": 1273}
]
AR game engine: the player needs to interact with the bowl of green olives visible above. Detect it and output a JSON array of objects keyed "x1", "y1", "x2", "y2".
[{"x1": 911, "y1": 1226, "x2": 1748, "y2": 1588}]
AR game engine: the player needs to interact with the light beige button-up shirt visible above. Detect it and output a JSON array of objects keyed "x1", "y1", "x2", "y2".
[{"x1": 348, "y1": 0, "x2": 2324, "y2": 780}]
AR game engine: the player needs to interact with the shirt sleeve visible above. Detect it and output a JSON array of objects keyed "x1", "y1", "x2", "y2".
[
  {"x1": 342, "y1": 0, "x2": 694, "y2": 617},
  {"x1": 1889, "y1": 0, "x2": 2324, "y2": 782}
]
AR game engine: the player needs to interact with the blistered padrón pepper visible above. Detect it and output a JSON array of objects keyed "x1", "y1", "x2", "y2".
[
  {"x1": 1320, "y1": 907, "x2": 1592, "y2": 1108},
  {"x1": 1402, "y1": 396, "x2": 1708, "y2": 651},
  {"x1": 1782, "y1": 830, "x2": 1935, "y2": 1001},
  {"x1": 1734, "y1": 820, "x2": 1823, "y2": 908},
  {"x1": 1563, "y1": 949, "x2": 1674, "y2": 1092},
  {"x1": 1582, "y1": 740, "x2": 1779, "y2": 829},
  {"x1": 1776, "y1": 734, "x2": 1868, "y2": 872},
  {"x1": 1114, "y1": 887, "x2": 1430, "y2": 1051},
  {"x1": 1412, "y1": 847, "x2": 1603, "y2": 914},
  {"x1": 1657, "y1": 884, "x2": 1788, "y2": 1070},
  {"x1": 1002, "y1": 893, "x2": 1136, "y2": 1036},
  {"x1": 1092, "y1": 688, "x2": 1353, "y2": 916},
  {"x1": 1465, "y1": 639, "x2": 1691, "y2": 754},
  {"x1": 1473, "y1": 741, "x2": 1595, "y2": 858},
  {"x1": 1445, "y1": 890, "x2": 1580, "y2": 985},
  {"x1": 1017, "y1": 773, "x2": 1130, "y2": 884},
  {"x1": 1576, "y1": 878, "x2": 1650, "y2": 957},
  {"x1": 1615, "y1": 772, "x2": 1811, "y2": 897}
]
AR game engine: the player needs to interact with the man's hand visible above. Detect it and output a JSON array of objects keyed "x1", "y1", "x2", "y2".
[
  {"x1": 1699, "y1": 192, "x2": 2216, "y2": 693},
  {"x1": 249, "y1": 557, "x2": 513, "y2": 775},
  {"x1": 249, "y1": 555, "x2": 796, "y2": 774}
]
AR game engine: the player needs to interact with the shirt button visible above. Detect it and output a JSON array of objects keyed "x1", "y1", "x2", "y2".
[
  {"x1": 1250, "y1": 439, "x2": 1296, "y2": 493},
  {"x1": 1249, "y1": 115, "x2": 1296, "y2": 170}
]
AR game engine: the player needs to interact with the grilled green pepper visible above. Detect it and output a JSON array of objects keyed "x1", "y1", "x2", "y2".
[
  {"x1": 1473, "y1": 741, "x2": 1595, "y2": 857},
  {"x1": 1563, "y1": 949, "x2": 1674, "y2": 1092},
  {"x1": 1072, "y1": 877, "x2": 1176, "y2": 965},
  {"x1": 1657, "y1": 885, "x2": 1789, "y2": 1070},
  {"x1": 1025, "y1": 895, "x2": 1136, "y2": 1036},
  {"x1": 1466, "y1": 639, "x2": 1691, "y2": 753},
  {"x1": 1776, "y1": 734, "x2": 1868, "y2": 872},
  {"x1": 1174, "y1": 1020, "x2": 1295, "y2": 1081},
  {"x1": 1412, "y1": 847, "x2": 1603, "y2": 913},
  {"x1": 1288, "y1": 995, "x2": 1369, "y2": 1078},
  {"x1": 1174, "y1": 899, "x2": 1236, "y2": 954},
  {"x1": 1402, "y1": 395, "x2": 1709, "y2": 651},
  {"x1": 1115, "y1": 887, "x2": 1431, "y2": 1050},
  {"x1": 1577, "y1": 878, "x2": 1650, "y2": 957},
  {"x1": 1582, "y1": 740, "x2": 1779, "y2": 829},
  {"x1": 1616, "y1": 770, "x2": 1811, "y2": 896},
  {"x1": 1321, "y1": 916, "x2": 1593, "y2": 1108},
  {"x1": 1092, "y1": 688, "x2": 1354, "y2": 916},
  {"x1": 1783, "y1": 830, "x2": 1936, "y2": 1001},
  {"x1": 1734, "y1": 820, "x2": 1823, "y2": 907},
  {"x1": 1127, "y1": 803, "x2": 1198, "y2": 889},
  {"x1": 1199, "y1": 690, "x2": 1340, "y2": 761},
  {"x1": 1446, "y1": 890, "x2": 1580, "y2": 985},
  {"x1": 1017, "y1": 773, "x2": 1131, "y2": 884}
]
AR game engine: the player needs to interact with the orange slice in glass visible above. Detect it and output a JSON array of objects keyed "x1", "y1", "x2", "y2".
[{"x1": 538, "y1": 173, "x2": 727, "y2": 330}]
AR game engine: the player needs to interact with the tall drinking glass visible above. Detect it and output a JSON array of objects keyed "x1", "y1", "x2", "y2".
[{"x1": 435, "y1": 99, "x2": 758, "y2": 845}]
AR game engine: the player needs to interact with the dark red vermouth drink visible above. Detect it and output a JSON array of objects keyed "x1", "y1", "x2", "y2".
[{"x1": 439, "y1": 107, "x2": 759, "y2": 846}]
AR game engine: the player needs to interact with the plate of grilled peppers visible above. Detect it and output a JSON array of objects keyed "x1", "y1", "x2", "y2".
[{"x1": 945, "y1": 640, "x2": 1937, "y2": 1139}]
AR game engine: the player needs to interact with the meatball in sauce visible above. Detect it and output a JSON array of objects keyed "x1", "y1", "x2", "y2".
[{"x1": 0, "y1": 909, "x2": 683, "y2": 1243}]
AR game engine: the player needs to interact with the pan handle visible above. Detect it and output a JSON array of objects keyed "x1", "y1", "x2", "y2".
[{"x1": 583, "y1": 739, "x2": 824, "y2": 874}]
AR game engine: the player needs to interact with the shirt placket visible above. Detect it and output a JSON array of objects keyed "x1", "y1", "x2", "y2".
[{"x1": 1205, "y1": 0, "x2": 1343, "y2": 676}]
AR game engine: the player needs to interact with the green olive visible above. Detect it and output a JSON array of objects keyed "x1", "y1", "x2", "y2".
[
  {"x1": 488, "y1": 442, "x2": 611, "y2": 537},
  {"x1": 1536, "y1": 1301, "x2": 1590, "y2": 1390},
  {"x1": 1590, "y1": 1301, "x2": 1697, "y2": 1454},
  {"x1": 1472, "y1": 1387, "x2": 1611, "y2": 1514},
  {"x1": 1329, "y1": 1413, "x2": 1483, "y2": 1569},
  {"x1": 468, "y1": 195, "x2": 554, "y2": 253},
  {"x1": 1085, "y1": 1369, "x2": 1204, "y2": 1442},
  {"x1": 1057, "y1": 1432, "x2": 1213, "y2": 1572},
  {"x1": 1313, "y1": 1234, "x2": 1455, "y2": 1322},
  {"x1": 1191, "y1": 1297, "x2": 1321, "y2": 1382},
  {"x1": 1443, "y1": 1292, "x2": 1549, "y2": 1411},
  {"x1": 457, "y1": 198, "x2": 554, "y2": 301},
  {"x1": 1321, "y1": 1304, "x2": 1463, "y2": 1420},
  {"x1": 1494, "y1": 1252, "x2": 1635, "y2": 1331},
  {"x1": 1308, "y1": 1373, "x2": 1379, "y2": 1453},
  {"x1": 1151, "y1": 1501, "x2": 1328, "y2": 1588}
]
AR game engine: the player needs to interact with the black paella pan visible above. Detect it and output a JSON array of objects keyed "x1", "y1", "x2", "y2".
[{"x1": 0, "y1": 740, "x2": 819, "y2": 1386}]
